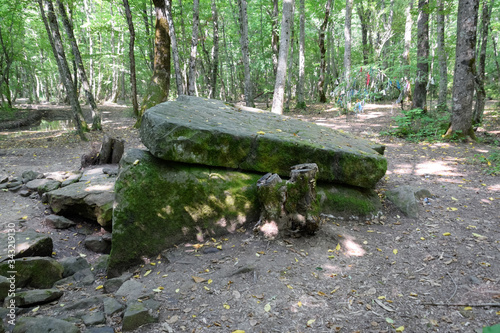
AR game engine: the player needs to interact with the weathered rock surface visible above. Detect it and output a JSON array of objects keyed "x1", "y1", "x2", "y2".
[
  {"x1": 59, "y1": 256, "x2": 90, "y2": 277},
  {"x1": 0, "y1": 276, "x2": 10, "y2": 301},
  {"x1": 44, "y1": 215, "x2": 76, "y2": 229},
  {"x1": 84, "y1": 235, "x2": 111, "y2": 254},
  {"x1": 140, "y1": 96, "x2": 387, "y2": 189},
  {"x1": 12, "y1": 316, "x2": 80, "y2": 333},
  {"x1": 45, "y1": 167, "x2": 115, "y2": 230},
  {"x1": 9, "y1": 288, "x2": 63, "y2": 307},
  {"x1": 25, "y1": 179, "x2": 61, "y2": 194},
  {"x1": 121, "y1": 302, "x2": 158, "y2": 332},
  {"x1": 0, "y1": 229, "x2": 53, "y2": 261},
  {"x1": 108, "y1": 149, "x2": 261, "y2": 277},
  {"x1": 0, "y1": 257, "x2": 63, "y2": 288},
  {"x1": 104, "y1": 272, "x2": 133, "y2": 293},
  {"x1": 385, "y1": 186, "x2": 432, "y2": 218}
]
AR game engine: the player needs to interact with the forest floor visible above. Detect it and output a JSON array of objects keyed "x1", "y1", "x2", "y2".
[{"x1": 1, "y1": 100, "x2": 500, "y2": 333}]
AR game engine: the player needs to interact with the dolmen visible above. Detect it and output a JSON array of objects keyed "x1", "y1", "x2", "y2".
[{"x1": 108, "y1": 96, "x2": 387, "y2": 276}]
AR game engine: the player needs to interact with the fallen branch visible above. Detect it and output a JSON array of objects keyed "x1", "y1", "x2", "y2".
[{"x1": 420, "y1": 302, "x2": 500, "y2": 307}]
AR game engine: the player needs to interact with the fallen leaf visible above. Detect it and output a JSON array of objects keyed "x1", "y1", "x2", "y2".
[
  {"x1": 464, "y1": 307, "x2": 472, "y2": 311},
  {"x1": 256, "y1": 131, "x2": 265, "y2": 135},
  {"x1": 192, "y1": 276, "x2": 206, "y2": 283},
  {"x1": 95, "y1": 285, "x2": 103, "y2": 290},
  {"x1": 144, "y1": 270, "x2": 152, "y2": 277},
  {"x1": 335, "y1": 243, "x2": 341, "y2": 251},
  {"x1": 393, "y1": 249, "x2": 398, "y2": 255},
  {"x1": 297, "y1": 301, "x2": 302, "y2": 307},
  {"x1": 385, "y1": 317, "x2": 394, "y2": 324},
  {"x1": 472, "y1": 233, "x2": 487, "y2": 240},
  {"x1": 378, "y1": 296, "x2": 386, "y2": 300},
  {"x1": 307, "y1": 319, "x2": 316, "y2": 326},
  {"x1": 223, "y1": 304, "x2": 230, "y2": 309},
  {"x1": 442, "y1": 232, "x2": 451, "y2": 236},
  {"x1": 207, "y1": 279, "x2": 213, "y2": 284},
  {"x1": 395, "y1": 326, "x2": 405, "y2": 332},
  {"x1": 264, "y1": 303, "x2": 271, "y2": 312},
  {"x1": 451, "y1": 197, "x2": 458, "y2": 201},
  {"x1": 232, "y1": 330, "x2": 246, "y2": 333}
]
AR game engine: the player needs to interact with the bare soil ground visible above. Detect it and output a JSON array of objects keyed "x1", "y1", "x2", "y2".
[{"x1": 1, "y1": 101, "x2": 500, "y2": 332}]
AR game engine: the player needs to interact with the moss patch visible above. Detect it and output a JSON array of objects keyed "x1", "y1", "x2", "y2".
[{"x1": 317, "y1": 183, "x2": 382, "y2": 217}]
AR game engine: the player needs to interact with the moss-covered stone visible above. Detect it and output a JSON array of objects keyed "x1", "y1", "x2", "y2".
[
  {"x1": 140, "y1": 96, "x2": 387, "y2": 188},
  {"x1": 317, "y1": 183, "x2": 382, "y2": 218},
  {"x1": 0, "y1": 257, "x2": 63, "y2": 288},
  {"x1": 108, "y1": 149, "x2": 262, "y2": 277}
]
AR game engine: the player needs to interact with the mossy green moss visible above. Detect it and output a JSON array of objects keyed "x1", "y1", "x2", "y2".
[
  {"x1": 0, "y1": 257, "x2": 63, "y2": 288},
  {"x1": 108, "y1": 149, "x2": 261, "y2": 277},
  {"x1": 317, "y1": 183, "x2": 381, "y2": 217}
]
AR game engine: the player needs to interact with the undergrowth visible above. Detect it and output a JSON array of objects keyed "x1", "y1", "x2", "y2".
[
  {"x1": 473, "y1": 150, "x2": 500, "y2": 175},
  {"x1": 381, "y1": 108, "x2": 451, "y2": 142}
]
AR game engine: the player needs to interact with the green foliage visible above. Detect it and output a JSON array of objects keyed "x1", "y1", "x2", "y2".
[
  {"x1": 382, "y1": 108, "x2": 450, "y2": 142},
  {"x1": 473, "y1": 149, "x2": 500, "y2": 175}
]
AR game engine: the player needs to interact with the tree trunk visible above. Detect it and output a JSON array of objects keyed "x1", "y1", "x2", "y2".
[
  {"x1": 473, "y1": 0, "x2": 494, "y2": 126},
  {"x1": 271, "y1": 0, "x2": 279, "y2": 76},
  {"x1": 492, "y1": 32, "x2": 500, "y2": 89},
  {"x1": 343, "y1": 0, "x2": 353, "y2": 108},
  {"x1": 436, "y1": 0, "x2": 448, "y2": 111},
  {"x1": 38, "y1": 0, "x2": 86, "y2": 140},
  {"x1": 285, "y1": 18, "x2": 295, "y2": 111},
  {"x1": 357, "y1": 2, "x2": 370, "y2": 65},
  {"x1": 318, "y1": 0, "x2": 333, "y2": 103},
  {"x1": 57, "y1": 0, "x2": 101, "y2": 130},
  {"x1": 412, "y1": 0, "x2": 429, "y2": 111},
  {"x1": 238, "y1": 0, "x2": 254, "y2": 107},
  {"x1": 209, "y1": 0, "x2": 219, "y2": 99},
  {"x1": 402, "y1": 0, "x2": 413, "y2": 68},
  {"x1": 445, "y1": 0, "x2": 479, "y2": 140},
  {"x1": 296, "y1": 0, "x2": 306, "y2": 109},
  {"x1": 142, "y1": 0, "x2": 154, "y2": 71},
  {"x1": 188, "y1": 0, "x2": 200, "y2": 96},
  {"x1": 82, "y1": 0, "x2": 95, "y2": 100},
  {"x1": 136, "y1": 0, "x2": 171, "y2": 127},
  {"x1": 164, "y1": 0, "x2": 183, "y2": 97},
  {"x1": 222, "y1": 16, "x2": 236, "y2": 101},
  {"x1": 122, "y1": 0, "x2": 139, "y2": 118},
  {"x1": 271, "y1": 0, "x2": 294, "y2": 114}
]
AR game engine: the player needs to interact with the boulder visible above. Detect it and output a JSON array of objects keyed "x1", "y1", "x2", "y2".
[
  {"x1": 103, "y1": 296, "x2": 125, "y2": 316},
  {"x1": 108, "y1": 149, "x2": 261, "y2": 277},
  {"x1": 21, "y1": 170, "x2": 44, "y2": 183},
  {"x1": 12, "y1": 316, "x2": 80, "y2": 333},
  {"x1": 58, "y1": 256, "x2": 90, "y2": 277},
  {"x1": 0, "y1": 257, "x2": 63, "y2": 289},
  {"x1": 103, "y1": 272, "x2": 133, "y2": 294},
  {"x1": 0, "y1": 229, "x2": 53, "y2": 261},
  {"x1": 8, "y1": 288, "x2": 63, "y2": 307},
  {"x1": 121, "y1": 302, "x2": 158, "y2": 332},
  {"x1": 385, "y1": 186, "x2": 432, "y2": 218},
  {"x1": 45, "y1": 176, "x2": 115, "y2": 230},
  {"x1": 25, "y1": 179, "x2": 61, "y2": 194},
  {"x1": 84, "y1": 235, "x2": 111, "y2": 254},
  {"x1": 45, "y1": 215, "x2": 76, "y2": 229},
  {"x1": 140, "y1": 96, "x2": 387, "y2": 189}
]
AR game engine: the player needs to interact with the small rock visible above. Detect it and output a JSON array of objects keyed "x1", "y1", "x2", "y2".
[
  {"x1": 84, "y1": 236, "x2": 111, "y2": 254},
  {"x1": 59, "y1": 257, "x2": 90, "y2": 277},
  {"x1": 81, "y1": 311, "x2": 106, "y2": 326},
  {"x1": 45, "y1": 215, "x2": 76, "y2": 230},
  {"x1": 103, "y1": 297, "x2": 125, "y2": 316},
  {"x1": 65, "y1": 296, "x2": 106, "y2": 311},
  {"x1": 12, "y1": 229, "x2": 53, "y2": 259},
  {"x1": 468, "y1": 275, "x2": 481, "y2": 285},
  {"x1": 12, "y1": 316, "x2": 80, "y2": 333},
  {"x1": 92, "y1": 255, "x2": 109, "y2": 273},
  {"x1": 10, "y1": 288, "x2": 63, "y2": 307},
  {"x1": 122, "y1": 302, "x2": 158, "y2": 332},
  {"x1": 0, "y1": 257, "x2": 63, "y2": 289},
  {"x1": 22, "y1": 170, "x2": 44, "y2": 184},
  {"x1": 104, "y1": 272, "x2": 132, "y2": 294},
  {"x1": 103, "y1": 167, "x2": 119, "y2": 176},
  {"x1": 25, "y1": 179, "x2": 61, "y2": 194},
  {"x1": 19, "y1": 190, "x2": 31, "y2": 197},
  {"x1": 116, "y1": 280, "x2": 153, "y2": 304},
  {"x1": 72, "y1": 268, "x2": 95, "y2": 285}
]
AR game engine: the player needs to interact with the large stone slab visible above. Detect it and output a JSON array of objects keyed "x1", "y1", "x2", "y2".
[
  {"x1": 108, "y1": 149, "x2": 261, "y2": 276},
  {"x1": 108, "y1": 149, "x2": 383, "y2": 277},
  {"x1": 140, "y1": 96, "x2": 387, "y2": 189}
]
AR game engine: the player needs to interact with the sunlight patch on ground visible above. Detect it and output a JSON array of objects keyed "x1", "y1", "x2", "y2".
[
  {"x1": 415, "y1": 160, "x2": 462, "y2": 176},
  {"x1": 487, "y1": 183, "x2": 500, "y2": 192},
  {"x1": 340, "y1": 236, "x2": 366, "y2": 257}
]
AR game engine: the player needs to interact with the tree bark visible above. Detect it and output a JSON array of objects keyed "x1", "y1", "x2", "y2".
[
  {"x1": 238, "y1": 0, "x2": 254, "y2": 107},
  {"x1": 209, "y1": 0, "x2": 219, "y2": 99},
  {"x1": 357, "y1": 2, "x2": 370, "y2": 65},
  {"x1": 164, "y1": 0, "x2": 183, "y2": 97},
  {"x1": 271, "y1": 0, "x2": 294, "y2": 114},
  {"x1": 402, "y1": 0, "x2": 413, "y2": 69},
  {"x1": 57, "y1": 0, "x2": 101, "y2": 130},
  {"x1": 436, "y1": 0, "x2": 448, "y2": 111},
  {"x1": 271, "y1": 0, "x2": 280, "y2": 76},
  {"x1": 188, "y1": 0, "x2": 200, "y2": 96},
  {"x1": 136, "y1": 0, "x2": 171, "y2": 127},
  {"x1": 412, "y1": 0, "x2": 429, "y2": 111},
  {"x1": 473, "y1": 0, "x2": 494, "y2": 126},
  {"x1": 343, "y1": 0, "x2": 353, "y2": 108},
  {"x1": 122, "y1": 0, "x2": 139, "y2": 118},
  {"x1": 318, "y1": 0, "x2": 333, "y2": 103},
  {"x1": 445, "y1": 0, "x2": 480, "y2": 140},
  {"x1": 38, "y1": 0, "x2": 86, "y2": 140},
  {"x1": 296, "y1": 0, "x2": 306, "y2": 109}
]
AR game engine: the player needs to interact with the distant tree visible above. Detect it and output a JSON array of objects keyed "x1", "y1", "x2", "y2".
[
  {"x1": 122, "y1": 0, "x2": 139, "y2": 118},
  {"x1": 188, "y1": 0, "x2": 200, "y2": 95},
  {"x1": 412, "y1": 0, "x2": 430, "y2": 112},
  {"x1": 445, "y1": 0, "x2": 480, "y2": 140},
  {"x1": 164, "y1": 0, "x2": 183, "y2": 97},
  {"x1": 296, "y1": 0, "x2": 306, "y2": 109},
  {"x1": 436, "y1": 0, "x2": 448, "y2": 111},
  {"x1": 238, "y1": 0, "x2": 254, "y2": 107},
  {"x1": 343, "y1": 0, "x2": 353, "y2": 108},
  {"x1": 318, "y1": 0, "x2": 333, "y2": 103}
]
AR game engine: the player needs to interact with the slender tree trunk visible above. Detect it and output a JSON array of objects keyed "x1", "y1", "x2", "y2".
[
  {"x1": 271, "y1": 0, "x2": 279, "y2": 76},
  {"x1": 285, "y1": 18, "x2": 295, "y2": 111},
  {"x1": 296, "y1": 0, "x2": 306, "y2": 109},
  {"x1": 318, "y1": 0, "x2": 333, "y2": 103},
  {"x1": 57, "y1": 0, "x2": 101, "y2": 130},
  {"x1": 492, "y1": 32, "x2": 500, "y2": 89},
  {"x1": 402, "y1": 0, "x2": 413, "y2": 69},
  {"x1": 222, "y1": 16, "x2": 236, "y2": 101},
  {"x1": 209, "y1": 0, "x2": 219, "y2": 99},
  {"x1": 445, "y1": 0, "x2": 479, "y2": 140},
  {"x1": 83, "y1": 0, "x2": 95, "y2": 100},
  {"x1": 123, "y1": 0, "x2": 139, "y2": 117},
  {"x1": 142, "y1": 0, "x2": 154, "y2": 71},
  {"x1": 357, "y1": 2, "x2": 370, "y2": 65},
  {"x1": 271, "y1": 0, "x2": 294, "y2": 114},
  {"x1": 188, "y1": 0, "x2": 200, "y2": 96},
  {"x1": 164, "y1": 0, "x2": 183, "y2": 97},
  {"x1": 412, "y1": 0, "x2": 430, "y2": 111},
  {"x1": 473, "y1": 0, "x2": 494, "y2": 125},
  {"x1": 436, "y1": 0, "x2": 448, "y2": 111},
  {"x1": 343, "y1": 0, "x2": 353, "y2": 109},
  {"x1": 238, "y1": 0, "x2": 254, "y2": 107},
  {"x1": 136, "y1": 0, "x2": 171, "y2": 127},
  {"x1": 38, "y1": 0, "x2": 86, "y2": 139}
]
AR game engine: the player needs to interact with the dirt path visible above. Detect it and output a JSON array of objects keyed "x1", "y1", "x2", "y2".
[{"x1": 1, "y1": 102, "x2": 499, "y2": 332}]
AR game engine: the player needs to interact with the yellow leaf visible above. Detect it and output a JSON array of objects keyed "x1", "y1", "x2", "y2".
[
  {"x1": 144, "y1": 270, "x2": 152, "y2": 277},
  {"x1": 297, "y1": 301, "x2": 302, "y2": 307},
  {"x1": 410, "y1": 293, "x2": 418, "y2": 297},
  {"x1": 295, "y1": 257, "x2": 299, "y2": 262},
  {"x1": 216, "y1": 245, "x2": 222, "y2": 250},
  {"x1": 447, "y1": 207, "x2": 458, "y2": 211},
  {"x1": 393, "y1": 249, "x2": 398, "y2": 255},
  {"x1": 396, "y1": 326, "x2": 405, "y2": 332},
  {"x1": 442, "y1": 232, "x2": 451, "y2": 236},
  {"x1": 307, "y1": 319, "x2": 316, "y2": 326},
  {"x1": 335, "y1": 243, "x2": 341, "y2": 251},
  {"x1": 287, "y1": 284, "x2": 293, "y2": 289},
  {"x1": 95, "y1": 285, "x2": 103, "y2": 290},
  {"x1": 318, "y1": 291, "x2": 326, "y2": 296},
  {"x1": 420, "y1": 237, "x2": 425, "y2": 240},
  {"x1": 256, "y1": 131, "x2": 266, "y2": 135},
  {"x1": 204, "y1": 286, "x2": 210, "y2": 291},
  {"x1": 175, "y1": 288, "x2": 180, "y2": 293},
  {"x1": 328, "y1": 249, "x2": 334, "y2": 252},
  {"x1": 464, "y1": 307, "x2": 473, "y2": 311},
  {"x1": 377, "y1": 248, "x2": 382, "y2": 252},
  {"x1": 192, "y1": 276, "x2": 206, "y2": 283},
  {"x1": 264, "y1": 303, "x2": 271, "y2": 312},
  {"x1": 451, "y1": 197, "x2": 458, "y2": 201},
  {"x1": 223, "y1": 304, "x2": 230, "y2": 309},
  {"x1": 232, "y1": 331, "x2": 246, "y2": 333},
  {"x1": 276, "y1": 129, "x2": 282, "y2": 132},
  {"x1": 207, "y1": 279, "x2": 213, "y2": 284},
  {"x1": 378, "y1": 296, "x2": 386, "y2": 300},
  {"x1": 496, "y1": 311, "x2": 500, "y2": 315}
]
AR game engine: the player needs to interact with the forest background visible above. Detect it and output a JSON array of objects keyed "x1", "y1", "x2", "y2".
[{"x1": 0, "y1": 0, "x2": 499, "y2": 141}]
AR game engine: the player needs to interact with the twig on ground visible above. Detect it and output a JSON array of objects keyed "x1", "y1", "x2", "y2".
[
  {"x1": 420, "y1": 302, "x2": 500, "y2": 307},
  {"x1": 446, "y1": 272, "x2": 458, "y2": 302}
]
